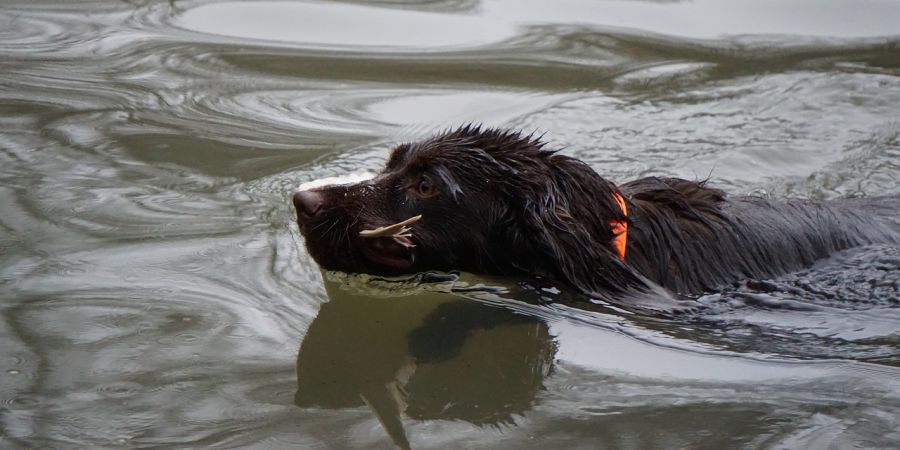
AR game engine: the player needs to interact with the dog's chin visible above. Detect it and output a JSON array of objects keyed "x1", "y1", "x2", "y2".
[{"x1": 359, "y1": 236, "x2": 416, "y2": 272}]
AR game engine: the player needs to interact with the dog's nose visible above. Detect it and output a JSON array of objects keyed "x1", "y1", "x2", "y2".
[{"x1": 293, "y1": 190, "x2": 324, "y2": 218}]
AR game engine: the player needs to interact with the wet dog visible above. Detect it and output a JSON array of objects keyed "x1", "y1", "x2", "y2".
[{"x1": 293, "y1": 126, "x2": 899, "y2": 298}]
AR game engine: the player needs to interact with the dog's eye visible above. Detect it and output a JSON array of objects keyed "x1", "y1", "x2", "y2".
[{"x1": 416, "y1": 175, "x2": 436, "y2": 197}]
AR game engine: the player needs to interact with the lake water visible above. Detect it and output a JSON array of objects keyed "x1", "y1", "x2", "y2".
[{"x1": 2, "y1": 0, "x2": 900, "y2": 448}]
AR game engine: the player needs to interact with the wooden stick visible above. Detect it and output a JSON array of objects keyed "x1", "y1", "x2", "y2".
[{"x1": 359, "y1": 215, "x2": 422, "y2": 238}]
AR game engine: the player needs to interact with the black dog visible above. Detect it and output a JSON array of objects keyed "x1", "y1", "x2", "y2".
[{"x1": 293, "y1": 126, "x2": 899, "y2": 298}]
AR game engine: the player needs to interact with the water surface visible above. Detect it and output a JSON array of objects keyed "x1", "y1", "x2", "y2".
[{"x1": 2, "y1": 0, "x2": 899, "y2": 448}]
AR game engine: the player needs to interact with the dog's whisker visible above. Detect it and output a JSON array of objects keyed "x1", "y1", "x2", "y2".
[
  {"x1": 319, "y1": 218, "x2": 342, "y2": 239},
  {"x1": 310, "y1": 220, "x2": 330, "y2": 232}
]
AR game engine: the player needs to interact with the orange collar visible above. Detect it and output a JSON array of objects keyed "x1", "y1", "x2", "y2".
[{"x1": 609, "y1": 192, "x2": 628, "y2": 260}]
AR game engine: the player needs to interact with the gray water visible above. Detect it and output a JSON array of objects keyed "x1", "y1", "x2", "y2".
[{"x1": 2, "y1": 0, "x2": 900, "y2": 448}]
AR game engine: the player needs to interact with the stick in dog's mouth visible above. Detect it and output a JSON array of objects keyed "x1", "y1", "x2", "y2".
[{"x1": 359, "y1": 215, "x2": 422, "y2": 247}]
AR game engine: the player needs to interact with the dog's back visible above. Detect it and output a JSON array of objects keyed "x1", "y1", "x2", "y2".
[{"x1": 622, "y1": 177, "x2": 900, "y2": 293}]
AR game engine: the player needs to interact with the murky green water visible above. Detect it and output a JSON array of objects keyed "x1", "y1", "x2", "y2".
[{"x1": 2, "y1": 0, "x2": 900, "y2": 448}]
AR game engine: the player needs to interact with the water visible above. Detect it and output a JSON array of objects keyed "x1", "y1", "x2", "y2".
[{"x1": 1, "y1": 0, "x2": 899, "y2": 448}]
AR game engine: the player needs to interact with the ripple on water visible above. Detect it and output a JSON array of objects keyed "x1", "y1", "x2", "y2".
[
  {"x1": 0, "y1": 13, "x2": 99, "y2": 55},
  {"x1": 689, "y1": 244, "x2": 900, "y2": 364},
  {"x1": 174, "y1": 0, "x2": 900, "y2": 53},
  {"x1": 176, "y1": 1, "x2": 516, "y2": 50},
  {"x1": 518, "y1": 70, "x2": 900, "y2": 194},
  {"x1": 2, "y1": 279, "x2": 306, "y2": 445},
  {"x1": 533, "y1": 364, "x2": 900, "y2": 449},
  {"x1": 95, "y1": 381, "x2": 143, "y2": 399}
]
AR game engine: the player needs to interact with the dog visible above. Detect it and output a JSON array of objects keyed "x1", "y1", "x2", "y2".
[{"x1": 293, "y1": 126, "x2": 899, "y2": 298}]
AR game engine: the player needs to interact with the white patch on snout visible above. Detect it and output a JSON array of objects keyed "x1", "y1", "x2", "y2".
[{"x1": 298, "y1": 171, "x2": 376, "y2": 191}]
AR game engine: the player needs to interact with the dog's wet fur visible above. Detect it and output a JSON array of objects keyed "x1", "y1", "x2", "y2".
[{"x1": 294, "y1": 126, "x2": 899, "y2": 299}]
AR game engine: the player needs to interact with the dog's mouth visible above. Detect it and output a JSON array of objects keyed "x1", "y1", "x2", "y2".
[{"x1": 358, "y1": 215, "x2": 421, "y2": 271}]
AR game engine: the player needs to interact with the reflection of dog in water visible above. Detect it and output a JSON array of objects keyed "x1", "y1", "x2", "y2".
[
  {"x1": 294, "y1": 280, "x2": 556, "y2": 449},
  {"x1": 294, "y1": 126, "x2": 899, "y2": 300}
]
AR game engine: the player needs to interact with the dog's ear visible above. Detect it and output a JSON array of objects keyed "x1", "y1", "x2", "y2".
[
  {"x1": 520, "y1": 191, "x2": 631, "y2": 295},
  {"x1": 510, "y1": 157, "x2": 648, "y2": 298}
]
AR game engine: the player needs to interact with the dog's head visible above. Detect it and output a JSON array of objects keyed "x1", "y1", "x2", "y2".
[{"x1": 293, "y1": 126, "x2": 639, "y2": 294}]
